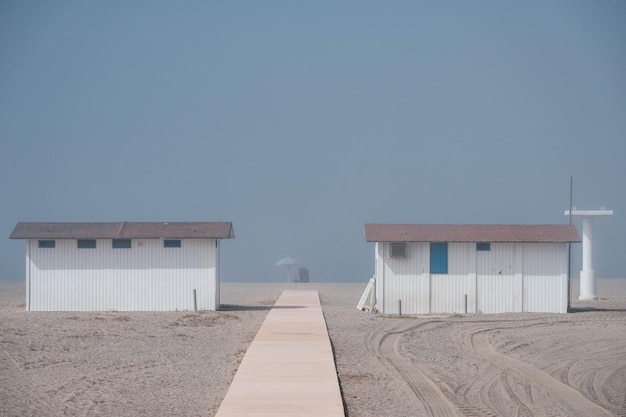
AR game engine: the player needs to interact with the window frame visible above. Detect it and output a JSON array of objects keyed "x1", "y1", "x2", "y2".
[
  {"x1": 77, "y1": 239, "x2": 97, "y2": 249},
  {"x1": 38, "y1": 240, "x2": 56, "y2": 249},
  {"x1": 476, "y1": 242, "x2": 491, "y2": 251},
  {"x1": 163, "y1": 239, "x2": 182, "y2": 248},
  {"x1": 389, "y1": 242, "x2": 407, "y2": 258},
  {"x1": 112, "y1": 239, "x2": 132, "y2": 249}
]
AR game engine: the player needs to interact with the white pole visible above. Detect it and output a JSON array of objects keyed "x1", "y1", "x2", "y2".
[
  {"x1": 580, "y1": 217, "x2": 597, "y2": 300},
  {"x1": 566, "y1": 209, "x2": 612, "y2": 301}
]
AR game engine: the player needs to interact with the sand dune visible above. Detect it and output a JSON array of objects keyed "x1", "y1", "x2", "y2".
[{"x1": 1, "y1": 279, "x2": 625, "y2": 416}]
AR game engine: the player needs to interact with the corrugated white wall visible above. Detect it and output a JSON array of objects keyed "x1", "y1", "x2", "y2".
[
  {"x1": 378, "y1": 242, "x2": 429, "y2": 314},
  {"x1": 375, "y1": 241, "x2": 569, "y2": 314},
  {"x1": 476, "y1": 243, "x2": 520, "y2": 313},
  {"x1": 431, "y1": 243, "x2": 472, "y2": 314},
  {"x1": 523, "y1": 243, "x2": 568, "y2": 313},
  {"x1": 214, "y1": 240, "x2": 221, "y2": 310},
  {"x1": 26, "y1": 238, "x2": 218, "y2": 311},
  {"x1": 375, "y1": 243, "x2": 383, "y2": 312}
]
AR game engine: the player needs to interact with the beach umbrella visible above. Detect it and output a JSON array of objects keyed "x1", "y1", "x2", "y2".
[{"x1": 275, "y1": 258, "x2": 299, "y2": 282}]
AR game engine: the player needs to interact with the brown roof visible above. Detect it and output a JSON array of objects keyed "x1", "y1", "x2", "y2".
[
  {"x1": 364, "y1": 224, "x2": 580, "y2": 243},
  {"x1": 10, "y1": 222, "x2": 234, "y2": 240}
]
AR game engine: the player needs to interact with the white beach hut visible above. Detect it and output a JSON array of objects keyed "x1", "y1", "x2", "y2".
[
  {"x1": 364, "y1": 224, "x2": 580, "y2": 314},
  {"x1": 10, "y1": 222, "x2": 234, "y2": 311}
]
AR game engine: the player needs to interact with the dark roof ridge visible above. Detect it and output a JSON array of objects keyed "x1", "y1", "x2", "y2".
[{"x1": 116, "y1": 222, "x2": 127, "y2": 239}]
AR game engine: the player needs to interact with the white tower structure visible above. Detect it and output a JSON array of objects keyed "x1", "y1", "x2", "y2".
[{"x1": 564, "y1": 208, "x2": 613, "y2": 300}]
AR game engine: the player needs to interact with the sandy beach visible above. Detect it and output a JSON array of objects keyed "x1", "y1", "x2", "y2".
[{"x1": 1, "y1": 278, "x2": 625, "y2": 417}]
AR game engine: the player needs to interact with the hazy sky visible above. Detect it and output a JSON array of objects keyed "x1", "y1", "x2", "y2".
[{"x1": 1, "y1": 1, "x2": 624, "y2": 282}]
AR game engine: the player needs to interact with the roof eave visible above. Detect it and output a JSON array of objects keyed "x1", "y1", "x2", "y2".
[{"x1": 9, "y1": 222, "x2": 236, "y2": 240}]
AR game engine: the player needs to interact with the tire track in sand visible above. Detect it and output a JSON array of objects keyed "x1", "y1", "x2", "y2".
[
  {"x1": 366, "y1": 321, "x2": 461, "y2": 417},
  {"x1": 458, "y1": 324, "x2": 614, "y2": 417}
]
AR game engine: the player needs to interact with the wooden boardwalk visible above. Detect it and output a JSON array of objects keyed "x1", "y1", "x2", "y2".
[{"x1": 215, "y1": 290, "x2": 345, "y2": 417}]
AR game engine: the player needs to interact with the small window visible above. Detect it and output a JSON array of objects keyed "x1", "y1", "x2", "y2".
[
  {"x1": 164, "y1": 239, "x2": 181, "y2": 248},
  {"x1": 476, "y1": 242, "x2": 491, "y2": 251},
  {"x1": 38, "y1": 240, "x2": 55, "y2": 249},
  {"x1": 390, "y1": 243, "x2": 407, "y2": 258},
  {"x1": 112, "y1": 239, "x2": 132, "y2": 249},
  {"x1": 77, "y1": 239, "x2": 97, "y2": 249}
]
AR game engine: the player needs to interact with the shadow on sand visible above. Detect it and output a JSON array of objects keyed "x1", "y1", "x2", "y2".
[
  {"x1": 219, "y1": 304, "x2": 305, "y2": 312},
  {"x1": 568, "y1": 306, "x2": 626, "y2": 313}
]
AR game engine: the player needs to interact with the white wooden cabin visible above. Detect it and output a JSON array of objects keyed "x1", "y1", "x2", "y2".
[
  {"x1": 364, "y1": 224, "x2": 580, "y2": 314},
  {"x1": 10, "y1": 222, "x2": 234, "y2": 311}
]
